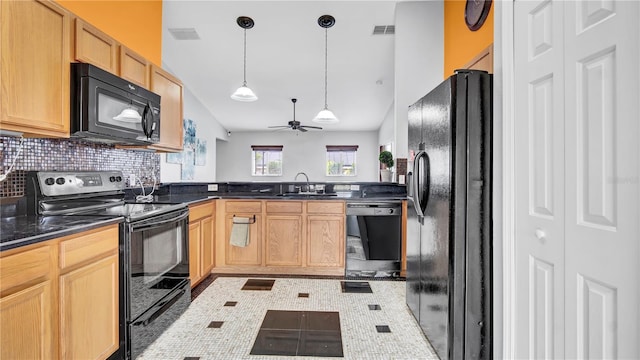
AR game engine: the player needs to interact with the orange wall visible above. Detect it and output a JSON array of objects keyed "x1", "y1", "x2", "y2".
[
  {"x1": 56, "y1": 0, "x2": 162, "y2": 66},
  {"x1": 444, "y1": 0, "x2": 494, "y2": 78}
]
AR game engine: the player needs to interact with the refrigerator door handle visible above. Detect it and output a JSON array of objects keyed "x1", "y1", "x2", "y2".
[{"x1": 412, "y1": 150, "x2": 427, "y2": 220}]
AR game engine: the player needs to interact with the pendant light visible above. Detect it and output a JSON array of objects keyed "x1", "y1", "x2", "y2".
[
  {"x1": 231, "y1": 16, "x2": 258, "y2": 102},
  {"x1": 313, "y1": 15, "x2": 339, "y2": 124}
]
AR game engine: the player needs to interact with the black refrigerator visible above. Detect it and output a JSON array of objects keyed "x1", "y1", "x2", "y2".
[{"x1": 406, "y1": 70, "x2": 492, "y2": 360}]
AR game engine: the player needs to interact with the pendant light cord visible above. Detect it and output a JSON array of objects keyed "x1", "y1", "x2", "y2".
[
  {"x1": 323, "y1": 27, "x2": 328, "y2": 109},
  {"x1": 243, "y1": 28, "x2": 248, "y2": 86}
]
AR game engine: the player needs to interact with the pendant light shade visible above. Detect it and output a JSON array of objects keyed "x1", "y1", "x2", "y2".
[
  {"x1": 231, "y1": 16, "x2": 257, "y2": 102},
  {"x1": 313, "y1": 15, "x2": 339, "y2": 124}
]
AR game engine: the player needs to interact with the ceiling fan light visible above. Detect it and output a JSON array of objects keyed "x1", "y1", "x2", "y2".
[
  {"x1": 313, "y1": 108, "x2": 339, "y2": 124},
  {"x1": 230, "y1": 85, "x2": 258, "y2": 102}
]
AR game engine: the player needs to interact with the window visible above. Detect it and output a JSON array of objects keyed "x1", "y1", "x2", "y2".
[
  {"x1": 326, "y1": 145, "x2": 358, "y2": 176},
  {"x1": 252, "y1": 145, "x2": 283, "y2": 176}
]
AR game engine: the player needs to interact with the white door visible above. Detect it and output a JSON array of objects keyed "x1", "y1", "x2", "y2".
[
  {"x1": 563, "y1": 1, "x2": 639, "y2": 358},
  {"x1": 514, "y1": 1, "x2": 566, "y2": 358},
  {"x1": 513, "y1": 0, "x2": 639, "y2": 358}
]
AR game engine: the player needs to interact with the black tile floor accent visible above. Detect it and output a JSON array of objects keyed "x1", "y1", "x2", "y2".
[
  {"x1": 376, "y1": 325, "x2": 391, "y2": 333},
  {"x1": 191, "y1": 274, "x2": 218, "y2": 300},
  {"x1": 340, "y1": 281, "x2": 373, "y2": 293},
  {"x1": 223, "y1": 301, "x2": 237, "y2": 307},
  {"x1": 298, "y1": 292, "x2": 310, "y2": 298},
  {"x1": 242, "y1": 278, "x2": 276, "y2": 290},
  {"x1": 207, "y1": 321, "x2": 224, "y2": 328},
  {"x1": 183, "y1": 357, "x2": 200, "y2": 360},
  {"x1": 368, "y1": 304, "x2": 382, "y2": 310},
  {"x1": 251, "y1": 310, "x2": 343, "y2": 357}
]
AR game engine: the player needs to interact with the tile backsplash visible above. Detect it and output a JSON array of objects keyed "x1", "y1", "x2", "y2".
[{"x1": 0, "y1": 136, "x2": 160, "y2": 198}]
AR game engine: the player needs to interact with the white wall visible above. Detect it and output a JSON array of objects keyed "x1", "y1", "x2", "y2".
[
  {"x1": 216, "y1": 131, "x2": 379, "y2": 182},
  {"x1": 394, "y1": 1, "x2": 444, "y2": 158},
  {"x1": 160, "y1": 84, "x2": 229, "y2": 183}
]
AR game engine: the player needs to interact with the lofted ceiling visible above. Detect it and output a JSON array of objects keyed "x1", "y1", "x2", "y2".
[{"x1": 162, "y1": 1, "x2": 399, "y2": 132}]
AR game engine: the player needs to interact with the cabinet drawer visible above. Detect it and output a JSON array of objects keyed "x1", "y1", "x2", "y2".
[
  {"x1": 306, "y1": 201, "x2": 345, "y2": 215},
  {"x1": 0, "y1": 245, "x2": 52, "y2": 293},
  {"x1": 266, "y1": 201, "x2": 303, "y2": 214},
  {"x1": 226, "y1": 201, "x2": 262, "y2": 214},
  {"x1": 59, "y1": 225, "x2": 118, "y2": 271},
  {"x1": 189, "y1": 200, "x2": 215, "y2": 221}
]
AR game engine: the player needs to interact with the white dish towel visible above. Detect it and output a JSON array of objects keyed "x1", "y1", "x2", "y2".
[{"x1": 230, "y1": 217, "x2": 251, "y2": 247}]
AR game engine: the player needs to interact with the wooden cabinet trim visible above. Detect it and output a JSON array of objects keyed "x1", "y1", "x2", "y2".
[
  {"x1": 189, "y1": 200, "x2": 215, "y2": 222},
  {"x1": 59, "y1": 225, "x2": 119, "y2": 271},
  {"x1": 306, "y1": 201, "x2": 345, "y2": 214},
  {"x1": 0, "y1": 245, "x2": 52, "y2": 294},
  {"x1": 266, "y1": 201, "x2": 303, "y2": 214},
  {"x1": 225, "y1": 201, "x2": 262, "y2": 214},
  {"x1": 73, "y1": 18, "x2": 118, "y2": 73}
]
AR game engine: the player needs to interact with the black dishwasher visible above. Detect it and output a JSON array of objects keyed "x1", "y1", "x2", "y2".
[{"x1": 345, "y1": 202, "x2": 402, "y2": 278}]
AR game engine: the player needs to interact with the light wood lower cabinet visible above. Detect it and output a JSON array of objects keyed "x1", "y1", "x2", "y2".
[
  {"x1": 188, "y1": 200, "x2": 215, "y2": 287},
  {"x1": 59, "y1": 255, "x2": 118, "y2": 360},
  {"x1": 265, "y1": 215, "x2": 303, "y2": 266},
  {"x1": 214, "y1": 199, "x2": 345, "y2": 275},
  {"x1": 307, "y1": 215, "x2": 344, "y2": 267},
  {"x1": 0, "y1": 224, "x2": 119, "y2": 360},
  {"x1": 0, "y1": 280, "x2": 53, "y2": 359}
]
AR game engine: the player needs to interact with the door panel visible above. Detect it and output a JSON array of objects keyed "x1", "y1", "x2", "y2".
[
  {"x1": 564, "y1": 1, "x2": 639, "y2": 358},
  {"x1": 514, "y1": 0, "x2": 565, "y2": 358}
]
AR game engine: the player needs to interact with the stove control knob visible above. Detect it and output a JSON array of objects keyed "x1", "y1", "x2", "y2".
[
  {"x1": 109, "y1": 176, "x2": 116, "y2": 182},
  {"x1": 44, "y1": 177, "x2": 55, "y2": 186},
  {"x1": 55, "y1": 177, "x2": 65, "y2": 185},
  {"x1": 116, "y1": 176, "x2": 122, "y2": 182}
]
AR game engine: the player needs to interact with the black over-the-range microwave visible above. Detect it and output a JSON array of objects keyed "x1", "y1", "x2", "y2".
[{"x1": 71, "y1": 63, "x2": 161, "y2": 145}]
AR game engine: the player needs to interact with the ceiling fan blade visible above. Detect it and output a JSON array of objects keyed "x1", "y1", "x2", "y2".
[
  {"x1": 301, "y1": 125, "x2": 323, "y2": 130},
  {"x1": 268, "y1": 125, "x2": 290, "y2": 129},
  {"x1": 298, "y1": 127, "x2": 308, "y2": 132}
]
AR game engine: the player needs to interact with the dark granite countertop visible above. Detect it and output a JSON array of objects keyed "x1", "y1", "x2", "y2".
[
  {"x1": 0, "y1": 215, "x2": 123, "y2": 252},
  {"x1": 147, "y1": 193, "x2": 406, "y2": 203}
]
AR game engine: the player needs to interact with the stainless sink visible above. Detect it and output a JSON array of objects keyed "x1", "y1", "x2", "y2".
[{"x1": 276, "y1": 192, "x2": 338, "y2": 197}]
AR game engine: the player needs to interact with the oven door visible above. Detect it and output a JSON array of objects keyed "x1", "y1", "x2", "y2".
[{"x1": 126, "y1": 208, "x2": 190, "y2": 322}]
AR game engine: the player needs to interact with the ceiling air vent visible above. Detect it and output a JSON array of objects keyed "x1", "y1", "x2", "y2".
[
  {"x1": 168, "y1": 28, "x2": 200, "y2": 40},
  {"x1": 372, "y1": 25, "x2": 395, "y2": 35}
]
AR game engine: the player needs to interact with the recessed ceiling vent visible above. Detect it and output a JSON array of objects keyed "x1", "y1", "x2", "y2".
[
  {"x1": 168, "y1": 28, "x2": 200, "y2": 40},
  {"x1": 372, "y1": 25, "x2": 395, "y2": 35}
]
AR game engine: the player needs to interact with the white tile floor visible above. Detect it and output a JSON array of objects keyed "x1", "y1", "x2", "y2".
[{"x1": 139, "y1": 277, "x2": 438, "y2": 360}]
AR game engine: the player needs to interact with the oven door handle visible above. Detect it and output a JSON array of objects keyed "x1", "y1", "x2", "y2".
[
  {"x1": 131, "y1": 210, "x2": 189, "y2": 231},
  {"x1": 132, "y1": 287, "x2": 187, "y2": 327}
]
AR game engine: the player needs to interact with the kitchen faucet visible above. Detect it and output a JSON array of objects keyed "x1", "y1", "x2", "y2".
[{"x1": 294, "y1": 172, "x2": 310, "y2": 193}]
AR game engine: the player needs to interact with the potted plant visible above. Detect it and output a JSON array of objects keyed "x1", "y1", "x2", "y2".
[{"x1": 379, "y1": 150, "x2": 394, "y2": 182}]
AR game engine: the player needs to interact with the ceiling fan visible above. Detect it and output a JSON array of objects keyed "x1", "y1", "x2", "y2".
[{"x1": 268, "y1": 98, "x2": 323, "y2": 132}]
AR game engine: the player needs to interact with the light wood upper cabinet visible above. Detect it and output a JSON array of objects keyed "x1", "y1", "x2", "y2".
[
  {"x1": 0, "y1": 0, "x2": 70, "y2": 137},
  {"x1": 119, "y1": 45, "x2": 149, "y2": 88},
  {"x1": 73, "y1": 18, "x2": 118, "y2": 73},
  {"x1": 149, "y1": 65, "x2": 184, "y2": 152}
]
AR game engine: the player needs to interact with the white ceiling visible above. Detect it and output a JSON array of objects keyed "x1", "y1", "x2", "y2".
[{"x1": 162, "y1": 1, "x2": 399, "y2": 132}]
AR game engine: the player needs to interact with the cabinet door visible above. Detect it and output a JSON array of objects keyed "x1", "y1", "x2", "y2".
[
  {"x1": 225, "y1": 214, "x2": 262, "y2": 265},
  {"x1": 59, "y1": 255, "x2": 118, "y2": 360},
  {"x1": 200, "y1": 216, "x2": 215, "y2": 276},
  {"x1": 149, "y1": 65, "x2": 184, "y2": 152},
  {"x1": 307, "y1": 215, "x2": 344, "y2": 267},
  {"x1": 265, "y1": 215, "x2": 302, "y2": 266},
  {"x1": 119, "y1": 45, "x2": 149, "y2": 88},
  {"x1": 1, "y1": 281, "x2": 53, "y2": 360},
  {"x1": 0, "y1": 0, "x2": 70, "y2": 137},
  {"x1": 189, "y1": 221, "x2": 201, "y2": 287},
  {"x1": 73, "y1": 18, "x2": 117, "y2": 73}
]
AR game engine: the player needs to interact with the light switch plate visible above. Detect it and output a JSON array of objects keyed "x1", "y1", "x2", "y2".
[
  {"x1": 350, "y1": 185, "x2": 360, "y2": 191},
  {"x1": 208, "y1": 184, "x2": 218, "y2": 191}
]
